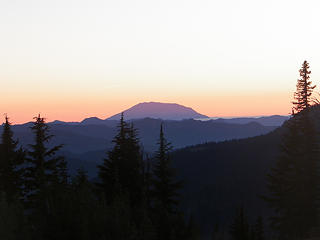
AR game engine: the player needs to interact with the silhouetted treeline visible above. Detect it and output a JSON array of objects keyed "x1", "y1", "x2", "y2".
[{"x1": 0, "y1": 113, "x2": 202, "y2": 240}]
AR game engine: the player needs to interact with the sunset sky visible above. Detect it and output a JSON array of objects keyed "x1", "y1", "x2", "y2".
[{"x1": 1, "y1": 0, "x2": 320, "y2": 123}]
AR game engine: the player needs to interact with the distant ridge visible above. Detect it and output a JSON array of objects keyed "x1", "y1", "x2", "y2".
[
  {"x1": 213, "y1": 115, "x2": 289, "y2": 126},
  {"x1": 107, "y1": 102, "x2": 208, "y2": 120},
  {"x1": 46, "y1": 102, "x2": 288, "y2": 127}
]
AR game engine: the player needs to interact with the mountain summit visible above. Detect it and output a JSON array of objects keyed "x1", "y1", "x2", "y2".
[{"x1": 107, "y1": 102, "x2": 208, "y2": 120}]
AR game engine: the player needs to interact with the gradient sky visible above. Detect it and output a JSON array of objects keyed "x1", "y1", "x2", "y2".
[{"x1": 1, "y1": 0, "x2": 320, "y2": 123}]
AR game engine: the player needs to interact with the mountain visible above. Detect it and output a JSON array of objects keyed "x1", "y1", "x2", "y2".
[{"x1": 107, "y1": 102, "x2": 208, "y2": 120}]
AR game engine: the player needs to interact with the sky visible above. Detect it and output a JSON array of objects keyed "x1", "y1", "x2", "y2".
[{"x1": 1, "y1": 0, "x2": 320, "y2": 123}]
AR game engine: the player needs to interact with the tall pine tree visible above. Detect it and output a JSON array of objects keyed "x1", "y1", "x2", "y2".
[
  {"x1": 97, "y1": 113, "x2": 144, "y2": 206},
  {"x1": 253, "y1": 216, "x2": 264, "y2": 240},
  {"x1": 152, "y1": 124, "x2": 182, "y2": 213},
  {"x1": 292, "y1": 60, "x2": 316, "y2": 113},
  {"x1": 151, "y1": 124, "x2": 184, "y2": 240},
  {"x1": 24, "y1": 114, "x2": 66, "y2": 212},
  {"x1": 229, "y1": 207, "x2": 250, "y2": 240},
  {"x1": 264, "y1": 60, "x2": 319, "y2": 239},
  {"x1": 0, "y1": 116, "x2": 25, "y2": 201}
]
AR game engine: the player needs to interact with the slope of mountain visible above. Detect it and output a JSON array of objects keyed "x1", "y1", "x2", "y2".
[
  {"x1": 107, "y1": 102, "x2": 208, "y2": 120},
  {"x1": 5, "y1": 118, "x2": 277, "y2": 154}
]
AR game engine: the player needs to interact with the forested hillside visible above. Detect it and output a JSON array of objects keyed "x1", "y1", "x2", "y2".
[{"x1": 172, "y1": 128, "x2": 283, "y2": 236}]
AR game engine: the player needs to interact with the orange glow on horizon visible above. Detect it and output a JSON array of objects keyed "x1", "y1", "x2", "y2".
[{"x1": 0, "y1": 92, "x2": 292, "y2": 124}]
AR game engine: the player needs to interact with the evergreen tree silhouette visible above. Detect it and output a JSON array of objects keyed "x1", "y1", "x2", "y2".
[
  {"x1": 152, "y1": 124, "x2": 182, "y2": 214},
  {"x1": 264, "y1": 60, "x2": 319, "y2": 239},
  {"x1": 97, "y1": 113, "x2": 144, "y2": 205},
  {"x1": 0, "y1": 192, "x2": 28, "y2": 240},
  {"x1": 293, "y1": 60, "x2": 316, "y2": 113},
  {"x1": 0, "y1": 115, "x2": 25, "y2": 201},
  {"x1": 185, "y1": 215, "x2": 201, "y2": 240},
  {"x1": 24, "y1": 114, "x2": 65, "y2": 213},
  {"x1": 151, "y1": 124, "x2": 185, "y2": 240},
  {"x1": 229, "y1": 207, "x2": 250, "y2": 240},
  {"x1": 211, "y1": 223, "x2": 220, "y2": 240},
  {"x1": 253, "y1": 216, "x2": 264, "y2": 240},
  {"x1": 143, "y1": 153, "x2": 152, "y2": 210}
]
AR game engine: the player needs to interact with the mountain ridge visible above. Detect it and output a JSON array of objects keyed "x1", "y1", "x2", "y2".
[{"x1": 4, "y1": 118, "x2": 277, "y2": 154}]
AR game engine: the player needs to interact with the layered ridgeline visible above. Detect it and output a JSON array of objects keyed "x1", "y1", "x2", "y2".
[
  {"x1": 0, "y1": 102, "x2": 281, "y2": 155},
  {"x1": 0, "y1": 102, "x2": 284, "y2": 179},
  {"x1": 2, "y1": 119, "x2": 275, "y2": 176}
]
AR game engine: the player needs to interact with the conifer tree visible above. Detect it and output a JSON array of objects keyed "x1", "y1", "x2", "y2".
[
  {"x1": 292, "y1": 60, "x2": 315, "y2": 113},
  {"x1": 229, "y1": 207, "x2": 250, "y2": 240},
  {"x1": 211, "y1": 224, "x2": 220, "y2": 240},
  {"x1": 97, "y1": 113, "x2": 144, "y2": 206},
  {"x1": 253, "y1": 216, "x2": 264, "y2": 240},
  {"x1": 185, "y1": 215, "x2": 201, "y2": 240},
  {"x1": 24, "y1": 114, "x2": 65, "y2": 212},
  {"x1": 0, "y1": 116, "x2": 25, "y2": 201},
  {"x1": 0, "y1": 192, "x2": 28, "y2": 240},
  {"x1": 144, "y1": 154, "x2": 152, "y2": 209},
  {"x1": 152, "y1": 124, "x2": 182, "y2": 213},
  {"x1": 264, "y1": 60, "x2": 319, "y2": 239},
  {"x1": 151, "y1": 124, "x2": 185, "y2": 240}
]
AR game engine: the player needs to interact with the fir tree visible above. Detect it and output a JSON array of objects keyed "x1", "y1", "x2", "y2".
[
  {"x1": 211, "y1": 223, "x2": 220, "y2": 240},
  {"x1": 0, "y1": 192, "x2": 28, "y2": 240},
  {"x1": 264, "y1": 60, "x2": 319, "y2": 239},
  {"x1": 24, "y1": 114, "x2": 65, "y2": 212},
  {"x1": 0, "y1": 116, "x2": 25, "y2": 201},
  {"x1": 151, "y1": 124, "x2": 185, "y2": 240},
  {"x1": 144, "y1": 154, "x2": 152, "y2": 205},
  {"x1": 229, "y1": 207, "x2": 250, "y2": 240},
  {"x1": 97, "y1": 113, "x2": 144, "y2": 206},
  {"x1": 152, "y1": 124, "x2": 182, "y2": 213},
  {"x1": 253, "y1": 216, "x2": 264, "y2": 240},
  {"x1": 292, "y1": 60, "x2": 315, "y2": 113},
  {"x1": 185, "y1": 215, "x2": 201, "y2": 240}
]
